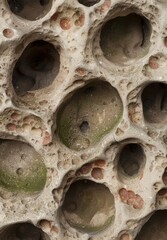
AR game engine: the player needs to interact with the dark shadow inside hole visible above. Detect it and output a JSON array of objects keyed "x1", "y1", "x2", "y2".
[
  {"x1": 16, "y1": 167, "x2": 23, "y2": 175},
  {"x1": 16, "y1": 223, "x2": 41, "y2": 239},
  {"x1": 12, "y1": 40, "x2": 60, "y2": 96},
  {"x1": 135, "y1": 210, "x2": 167, "y2": 240},
  {"x1": 79, "y1": 121, "x2": 90, "y2": 133},
  {"x1": 30, "y1": 51, "x2": 54, "y2": 72},
  {"x1": 118, "y1": 143, "x2": 145, "y2": 176},
  {"x1": 160, "y1": 94, "x2": 167, "y2": 111},
  {"x1": 7, "y1": 0, "x2": 52, "y2": 21},
  {"x1": 84, "y1": 86, "x2": 95, "y2": 95},
  {"x1": 7, "y1": 0, "x2": 24, "y2": 14},
  {"x1": 78, "y1": 0, "x2": 100, "y2": 7},
  {"x1": 100, "y1": 13, "x2": 151, "y2": 64},
  {"x1": 40, "y1": 0, "x2": 49, "y2": 5},
  {"x1": 0, "y1": 222, "x2": 49, "y2": 240},
  {"x1": 142, "y1": 83, "x2": 167, "y2": 124},
  {"x1": 162, "y1": 168, "x2": 167, "y2": 185}
]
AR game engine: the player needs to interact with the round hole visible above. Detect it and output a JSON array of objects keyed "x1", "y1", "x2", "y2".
[
  {"x1": 142, "y1": 82, "x2": 167, "y2": 124},
  {"x1": 79, "y1": 121, "x2": 90, "y2": 133},
  {"x1": 61, "y1": 179, "x2": 115, "y2": 233},
  {"x1": 40, "y1": 0, "x2": 50, "y2": 5},
  {"x1": 16, "y1": 167, "x2": 23, "y2": 175},
  {"x1": 162, "y1": 168, "x2": 167, "y2": 185},
  {"x1": 12, "y1": 40, "x2": 60, "y2": 96},
  {"x1": 135, "y1": 210, "x2": 167, "y2": 240},
  {"x1": 157, "y1": 188, "x2": 167, "y2": 196},
  {"x1": 0, "y1": 222, "x2": 49, "y2": 239},
  {"x1": 56, "y1": 81, "x2": 123, "y2": 151},
  {"x1": 100, "y1": 13, "x2": 151, "y2": 65},
  {"x1": 0, "y1": 140, "x2": 47, "y2": 193},
  {"x1": 156, "y1": 188, "x2": 167, "y2": 207},
  {"x1": 118, "y1": 143, "x2": 145, "y2": 177},
  {"x1": 7, "y1": 0, "x2": 52, "y2": 21},
  {"x1": 78, "y1": 0, "x2": 100, "y2": 7}
]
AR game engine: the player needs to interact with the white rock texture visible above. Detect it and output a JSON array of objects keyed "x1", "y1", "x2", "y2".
[{"x1": 0, "y1": 0, "x2": 166, "y2": 239}]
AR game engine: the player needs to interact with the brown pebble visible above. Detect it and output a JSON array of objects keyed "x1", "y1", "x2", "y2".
[
  {"x1": 51, "y1": 12, "x2": 59, "y2": 21},
  {"x1": 6, "y1": 123, "x2": 17, "y2": 131},
  {"x1": 23, "y1": 116, "x2": 33, "y2": 124},
  {"x1": 75, "y1": 68, "x2": 86, "y2": 76},
  {"x1": 43, "y1": 131, "x2": 52, "y2": 145},
  {"x1": 149, "y1": 57, "x2": 159, "y2": 69},
  {"x1": 91, "y1": 168, "x2": 104, "y2": 180},
  {"x1": 76, "y1": 162, "x2": 93, "y2": 176},
  {"x1": 60, "y1": 18, "x2": 71, "y2": 30},
  {"x1": 97, "y1": 0, "x2": 111, "y2": 13},
  {"x1": 11, "y1": 112, "x2": 20, "y2": 120},
  {"x1": 38, "y1": 219, "x2": 51, "y2": 232},
  {"x1": 119, "y1": 188, "x2": 129, "y2": 202},
  {"x1": 119, "y1": 188, "x2": 144, "y2": 209},
  {"x1": 120, "y1": 233, "x2": 131, "y2": 240},
  {"x1": 51, "y1": 225, "x2": 59, "y2": 234},
  {"x1": 94, "y1": 159, "x2": 106, "y2": 168},
  {"x1": 3, "y1": 28, "x2": 14, "y2": 38}
]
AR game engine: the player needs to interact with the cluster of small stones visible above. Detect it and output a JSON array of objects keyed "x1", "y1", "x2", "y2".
[{"x1": 0, "y1": 0, "x2": 167, "y2": 239}]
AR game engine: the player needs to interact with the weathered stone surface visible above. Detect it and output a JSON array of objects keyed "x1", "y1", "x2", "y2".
[{"x1": 0, "y1": 0, "x2": 166, "y2": 239}]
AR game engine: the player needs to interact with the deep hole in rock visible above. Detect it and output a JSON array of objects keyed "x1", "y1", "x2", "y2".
[
  {"x1": 78, "y1": 0, "x2": 100, "y2": 7},
  {"x1": 162, "y1": 168, "x2": 167, "y2": 185},
  {"x1": 84, "y1": 86, "x2": 95, "y2": 95},
  {"x1": 135, "y1": 210, "x2": 167, "y2": 240},
  {"x1": 61, "y1": 179, "x2": 115, "y2": 233},
  {"x1": 40, "y1": 0, "x2": 49, "y2": 6},
  {"x1": 12, "y1": 40, "x2": 60, "y2": 96},
  {"x1": 0, "y1": 222, "x2": 49, "y2": 239},
  {"x1": 79, "y1": 121, "x2": 90, "y2": 133},
  {"x1": 100, "y1": 13, "x2": 151, "y2": 64},
  {"x1": 142, "y1": 82, "x2": 167, "y2": 124},
  {"x1": 118, "y1": 143, "x2": 145, "y2": 177},
  {"x1": 7, "y1": 0, "x2": 52, "y2": 21}
]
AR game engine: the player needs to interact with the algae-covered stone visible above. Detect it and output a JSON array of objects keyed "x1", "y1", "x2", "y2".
[
  {"x1": 0, "y1": 140, "x2": 47, "y2": 193},
  {"x1": 62, "y1": 180, "x2": 115, "y2": 233},
  {"x1": 57, "y1": 81, "x2": 123, "y2": 151}
]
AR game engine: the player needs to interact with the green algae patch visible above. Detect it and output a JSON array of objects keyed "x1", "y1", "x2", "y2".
[
  {"x1": 57, "y1": 81, "x2": 123, "y2": 151},
  {"x1": 0, "y1": 140, "x2": 47, "y2": 193}
]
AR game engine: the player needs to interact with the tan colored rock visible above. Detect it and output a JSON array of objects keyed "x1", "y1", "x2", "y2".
[{"x1": 0, "y1": 0, "x2": 166, "y2": 239}]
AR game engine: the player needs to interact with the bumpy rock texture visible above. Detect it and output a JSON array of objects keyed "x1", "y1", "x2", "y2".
[{"x1": 0, "y1": 0, "x2": 167, "y2": 239}]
